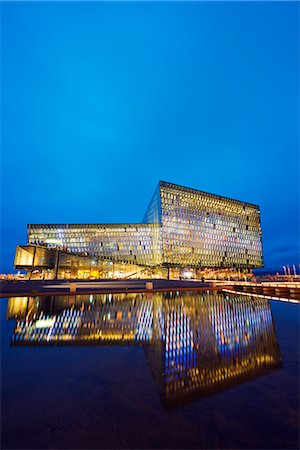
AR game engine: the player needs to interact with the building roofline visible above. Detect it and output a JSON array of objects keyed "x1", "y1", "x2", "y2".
[
  {"x1": 27, "y1": 223, "x2": 161, "y2": 228},
  {"x1": 159, "y1": 180, "x2": 260, "y2": 208}
]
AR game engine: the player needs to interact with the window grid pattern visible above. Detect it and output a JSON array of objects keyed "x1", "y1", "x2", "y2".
[
  {"x1": 159, "y1": 181, "x2": 263, "y2": 268},
  {"x1": 27, "y1": 180, "x2": 263, "y2": 270},
  {"x1": 28, "y1": 224, "x2": 162, "y2": 267}
]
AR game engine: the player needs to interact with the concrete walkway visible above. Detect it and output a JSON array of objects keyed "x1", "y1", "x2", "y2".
[{"x1": 0, "y1": 279, "x2": 216, "y2": 298}]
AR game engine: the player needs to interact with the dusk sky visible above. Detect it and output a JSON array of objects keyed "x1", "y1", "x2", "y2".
[{"x1": 1, "y1": 1, "x2": 299, "y2": 273}]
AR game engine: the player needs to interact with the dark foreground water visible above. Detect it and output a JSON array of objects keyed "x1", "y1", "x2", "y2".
[{"x1": 1, "y1": 291, "x2": 299, "y2": 449}]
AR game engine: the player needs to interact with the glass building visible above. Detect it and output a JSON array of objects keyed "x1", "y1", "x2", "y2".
[{"x1": 17, "y1": 181, "x2": 263, "y2": 279}]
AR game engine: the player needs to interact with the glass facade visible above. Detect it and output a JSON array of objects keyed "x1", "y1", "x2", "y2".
[
  {"x1": 28, "y1": 224, "x2": 162, "y2": 267},
  {"x1": 14, "y1": 244, "x2": 165, "y2": 279},
  {"x1": 24, "y1": 180, "x2": 263, "y2": 278},
  {"x1": 143, "y1": 181, "x2": 263, "y2": 269}
]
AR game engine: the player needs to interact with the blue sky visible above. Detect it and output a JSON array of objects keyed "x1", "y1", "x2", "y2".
[{"x1": 1, "y1": 1, "x2": 299, "y2": 273}]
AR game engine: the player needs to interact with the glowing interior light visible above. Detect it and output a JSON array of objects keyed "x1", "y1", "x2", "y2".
[
  {"x1": 183, "y1": 271, "x2": 193, "y2": 279},
  {"x1": 35, "y1": 318, "x2": 56, "y2": 328}
]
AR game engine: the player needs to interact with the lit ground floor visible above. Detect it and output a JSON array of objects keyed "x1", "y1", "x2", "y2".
[
  {"x1": 20, "y1": 266, "x2": 254, "y2": 282},
  {"x1": 14, "y1": 244, "x2": 254, "y2": 281}
]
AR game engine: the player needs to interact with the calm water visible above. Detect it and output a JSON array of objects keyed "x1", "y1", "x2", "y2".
[{"x1": 1, "y1": 291, "x2": 299, "y2": 449}]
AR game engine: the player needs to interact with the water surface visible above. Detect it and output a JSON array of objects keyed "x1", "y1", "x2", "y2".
[{"x1": 1, "y1": 291, "x2": 299, "y2": 449}]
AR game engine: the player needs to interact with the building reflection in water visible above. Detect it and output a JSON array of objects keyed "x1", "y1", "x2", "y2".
[{"x1": 6, "y1": 292, "x2": 282, "y2": 409}]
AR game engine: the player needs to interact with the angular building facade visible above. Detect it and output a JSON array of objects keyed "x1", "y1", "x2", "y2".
[
  {"x1": 143, "y1": 181, "x2": 263, "y2": 269},
  {"x1": 16, "y1": 181, "x2": 263, "y2": 279}
]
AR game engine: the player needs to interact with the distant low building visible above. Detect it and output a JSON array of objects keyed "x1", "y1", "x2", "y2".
[{"x1": 15, "y1": 181, "x2": 263, "y2": 279}]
